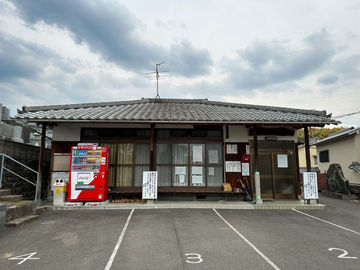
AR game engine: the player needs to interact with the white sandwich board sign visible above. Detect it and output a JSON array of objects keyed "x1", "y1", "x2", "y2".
[
  {"x1": 303, "y1": 172, "x2": 318, "y2": 199},
  {"x1": 142, "y1": 171, "x2": 158, "y2": 199}
]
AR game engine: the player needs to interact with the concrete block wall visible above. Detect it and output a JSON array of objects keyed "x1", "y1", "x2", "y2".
[
  {"x1": 0, "y1": 138, "x2": 51, "y2": 163},
  {"x1": 0, "y1": 204, "x2": 6, "y2": 229},
  {"x1": 1, "y1": 105, "x2": 10, "y2": 121},
  {"x1": 0, "y1": 122, "x2": 14, "y2": 139},
  {"x1": 0, "y1": 139, "x2": 51, "y2": 199}
]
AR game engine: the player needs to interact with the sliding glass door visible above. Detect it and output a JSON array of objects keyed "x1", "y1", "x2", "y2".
[{"x1": 157, "y1": 143, "x2": 223, "y2": 187}]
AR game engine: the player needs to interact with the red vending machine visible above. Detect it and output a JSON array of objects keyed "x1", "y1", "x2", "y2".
[{"x1": 68, "y1": 144, "x2": 109, "y2": 201}]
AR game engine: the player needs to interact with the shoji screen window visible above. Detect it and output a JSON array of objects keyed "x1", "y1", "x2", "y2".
[
  {"x1": 172, "y1": 144, "x2": 189, "y2": 186},
  {"x1": 190, "y1": 144, "x2": 205, "y2": 186},
  {"x1": 206, "y1": 144, "x2": 223, "y2": 186}
]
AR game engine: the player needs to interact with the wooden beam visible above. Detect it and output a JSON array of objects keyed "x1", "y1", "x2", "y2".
[
  {"x1": 37, "y1": 123, "x2": 47, "y2": 201},
  {"x1": 304, "y1": 126, "x2": 311, "y2": 172}
]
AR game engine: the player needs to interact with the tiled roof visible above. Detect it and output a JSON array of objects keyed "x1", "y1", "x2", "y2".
[
  {"x1": 349, "y1": 162, "x2": 360, "y2": 174},
  {"x1": 15, "y1": 98, "x2": 338, "y2": 125},
  {"x1": 315, "y1": 127, "x2": 360, "y2": 145}
]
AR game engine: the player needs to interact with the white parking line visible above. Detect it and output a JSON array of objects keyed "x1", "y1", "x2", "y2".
[
  {"x1": 104, "y1": 209, "x2": 135, "y2": 270},
  {"x1": 213, "y1": 209, "x2": 281, "y2": 270},
  {"x1": 292, "y1": 208, "x2": 360, "y2": 235}
]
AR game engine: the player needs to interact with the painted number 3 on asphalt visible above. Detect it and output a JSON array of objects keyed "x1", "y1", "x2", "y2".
[{"x1": 185, "y1": 253, "x2": 203, "y2": 264}]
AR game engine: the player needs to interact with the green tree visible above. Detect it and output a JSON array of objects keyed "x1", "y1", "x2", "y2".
[{"x1": 296, "y1": 127, "x2": 346, "y2": 144}]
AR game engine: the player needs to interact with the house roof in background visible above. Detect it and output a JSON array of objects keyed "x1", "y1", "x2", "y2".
[
  {"x1": 315, "y1": 126, "x2": 360, "y2": 145},
  {"x1": 349, "y1": 161, "x2": 360, "y2": 174},
  {"x1": 15, "y1": 98, "x2": 339, "y2": 125}
]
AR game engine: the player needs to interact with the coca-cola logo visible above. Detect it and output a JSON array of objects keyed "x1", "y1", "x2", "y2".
[{"x1": 78, "y1": 175, "x2": 90, "y2": 181}]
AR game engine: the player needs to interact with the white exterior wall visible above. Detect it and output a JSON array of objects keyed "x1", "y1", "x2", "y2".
[
  {"x1": 355, "y1": 132, "x2": 360, "y2": 162},
  {"x1": 224, "y1": 125, "x2": 250, "y2": 142},
  {"x1": 317, "y1": 135, "x2": 360, "y2": 184},
  {"x1": 223, "y1": 125, "x2": 297, "y2": 143},
  {"x1": 53, "y1": 123, "x2": 151, "y2": 141}
]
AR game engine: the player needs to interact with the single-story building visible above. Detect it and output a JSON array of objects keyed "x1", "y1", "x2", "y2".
[
  {"x1": 298, "y1": 144, "x2": 318, "y2": 173},
  {"x1": 315, "y1": 127, "x2": 360, "y2": 185},
  {"x1": 15, "y1": 98, "x2": 338, "y2": 200}
]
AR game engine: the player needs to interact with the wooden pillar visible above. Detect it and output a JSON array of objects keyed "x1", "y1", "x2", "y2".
[
  {"x1": 253, "y1": 125, "x2": 262, "y2": 203},
  {"x1": 304, "y1": 126, "x2": 311, "y2": 172},
  {"x1": 37, "y1": 123, "x2": 47, "y2": 201},
  {"x1": 253, "y1": 125, "x2": 259, "y2": 172},
  {"x1": 150, "y1": 124, "x2": 155, "y2": 171},
  {"x1": 294, "y1": 142, "x2": 301, "y2": 198}
]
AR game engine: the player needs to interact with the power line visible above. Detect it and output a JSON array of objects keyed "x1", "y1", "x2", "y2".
[{"x1": 334, "y1": 110, "x2": 360, "y2": 118}]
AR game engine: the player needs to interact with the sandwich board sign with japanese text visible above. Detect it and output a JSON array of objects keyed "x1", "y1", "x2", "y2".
[
  {"x1": 142, "y1": 171, "x2": 158, "y2": 199},
  {"x1": 303, "y1": 172, "x2": 318, "y2": 199}
]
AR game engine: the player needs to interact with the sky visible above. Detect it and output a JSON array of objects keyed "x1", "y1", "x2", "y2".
[{"x1": 0, "y1": 0, "x2": 359, "y2": 127}]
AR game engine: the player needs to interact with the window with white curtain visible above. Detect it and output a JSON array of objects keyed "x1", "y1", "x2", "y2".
[
  {"x1": 156, "y1": 144, "x2": 172, "y2": 186},
  {"x1": 134, "y1": 144, "x2": 150, "y2": 186},
  {"x1": 100, "y1": 143, "x2": 150, "y2": 187}
]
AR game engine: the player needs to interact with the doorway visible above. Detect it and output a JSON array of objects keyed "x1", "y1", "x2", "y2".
[{"x1": 257, "y1": 150, "x2": 297, "y2": 199}]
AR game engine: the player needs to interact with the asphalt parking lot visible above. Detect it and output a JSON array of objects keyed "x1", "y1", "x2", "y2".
[{"x1": 0, "y1": 195, "x2": 359, "y2": 270}]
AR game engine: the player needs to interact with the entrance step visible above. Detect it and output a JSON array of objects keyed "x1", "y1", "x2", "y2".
[
  {"x1": 35, "y1": 206, "x2": 47, "y2": 215},
  {"x1": 5, "y1": 201, "x2": 35, "y2": 222},
  {"x1": 0, "y1": 195, "x2": 23, "y2": 202},
  {"x1": 0, "y1": 189, "x2": 11, "y2": 196},
  {"x1": 6, "y1": 215, "x2": 39, "y2": 227}
]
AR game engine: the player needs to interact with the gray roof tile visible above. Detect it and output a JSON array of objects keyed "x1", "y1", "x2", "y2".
[{"x1": 15, "y1": 98, "x2": 339, "y2": 125}]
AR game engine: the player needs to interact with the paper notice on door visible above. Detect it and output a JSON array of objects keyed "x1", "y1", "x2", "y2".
[
  {"x1": 192, "y1": 166, "x2": 203, "y2": 175},
  {"x1": 208, "y1": 150, "x2": 219, "y2": 164},
  {"x1": 277, "y1": 154, "x2": 288, "y2": 168},
  {"x1": 208, "y1": 167, "x2": 215, "y2": 176},
  {"x1": 192, "y1": 175, "x2": 203, "y2": 184},
  {"x1": 227, "y1": 144, "x2": 237, "y2": 154},
  {"x1": 246, "y1": 145, "x2": 250, "y2": 154},
  {"x1": 175, "y1": 166, "x2": 187, "y2": 175},
  {"x1": 225, "y1": 161, "x2": 241, "y2": 172},
  {"x1": 179, "y1": 174, "x2": 185, "y2": 184},
  {"x1": 193, "y1": 145, "x2": 203, "y2": 162},
  {"x1": 242, "y1": 163, "x2": 250, "y2": 176}
]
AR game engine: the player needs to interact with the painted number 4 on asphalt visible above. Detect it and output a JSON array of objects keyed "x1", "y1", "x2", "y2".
[{"x1": 8, "y1": 252, "x2": 40, "y2": 265}]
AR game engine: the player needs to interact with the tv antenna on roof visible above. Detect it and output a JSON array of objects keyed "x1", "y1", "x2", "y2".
[{"x1": 145, "y1": 62, "x2": 170, "y2": 100}]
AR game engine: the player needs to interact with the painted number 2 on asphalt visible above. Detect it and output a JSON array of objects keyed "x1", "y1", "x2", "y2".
[
  {"x1": 328, "y1": 248, "x2": 358, "y2": 259},
  {"x1": 185, "y1": 253, "x2": 203, "y2": 264}
]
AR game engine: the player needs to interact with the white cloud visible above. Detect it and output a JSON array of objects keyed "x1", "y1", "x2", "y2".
[{"x1": 0, "y1": 0, "x2": 359, "y2": 127}]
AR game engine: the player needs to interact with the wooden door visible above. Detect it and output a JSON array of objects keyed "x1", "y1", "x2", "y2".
[
  {"x1": 271, "y1": 151, "x2": 297, "y2": 199},
  {"x1": 258, "y1": 152, "x2": 274, "y2": 199}
]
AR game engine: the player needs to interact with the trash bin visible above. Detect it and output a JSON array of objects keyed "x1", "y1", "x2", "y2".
[{"x1": 53, "y1": 179, "x2": 68, "y2": 206}]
